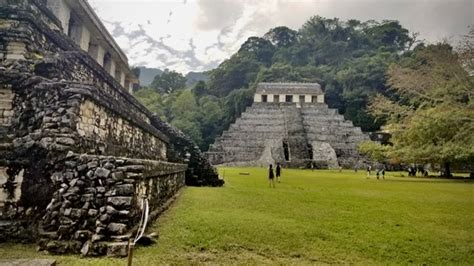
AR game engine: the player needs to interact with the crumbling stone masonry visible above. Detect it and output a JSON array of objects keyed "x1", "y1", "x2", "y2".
[
  {"x1": 206, "y1": 83, "x2": 370, "y2": 168},
  {"x1": 0, "y1": 0, "x2": 221, "y2": 256}
]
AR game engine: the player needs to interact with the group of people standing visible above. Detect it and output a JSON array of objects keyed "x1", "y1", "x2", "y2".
[{"x1": 268, "y1": 162, "x2": 282, "y2": 188}]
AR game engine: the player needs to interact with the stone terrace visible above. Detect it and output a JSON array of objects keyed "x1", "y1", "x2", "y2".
[
  {"x1": 0, "y1": 0, "x2": 221, "y2": 256},
  {"x1": 206, "y1": 99, "x2": 369, "y2": 168}
]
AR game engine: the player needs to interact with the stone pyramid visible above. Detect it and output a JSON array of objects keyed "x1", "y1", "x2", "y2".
[{"x1": 205, "y1": 82, "x2": 369, "y2": 168}]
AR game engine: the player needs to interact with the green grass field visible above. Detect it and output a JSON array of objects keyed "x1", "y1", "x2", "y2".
[{"x1": 1, "y1": 168, "x2": 473, "y2": 265}]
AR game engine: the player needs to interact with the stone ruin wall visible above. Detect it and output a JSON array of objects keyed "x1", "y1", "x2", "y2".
[
  {"x1": 0, "y1": 0, "x2": 220, "y2": 256},
  {"x1": 38, "y1": 153, "x2": 186, "y2": 256}
]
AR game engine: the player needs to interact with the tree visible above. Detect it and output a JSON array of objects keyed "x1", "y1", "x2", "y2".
[
  {"x1": 170, "y1": 90, "x2": 199, "y2": 121},
  {"x1": 358, "y1": 141, "x2": 390, "y2": 163},
  {"x1": 207, "y1": 56, "x2": 262, "y2": 97},
  {"x1": 222, "y1": 87, "x2": 254, "y2": 126},
  {"x1": 191, "y1": 80, "x2": 208, "y2": 98},
  {"x1": 263, "y1": 26, "x2": 298, "y2": 48},
  {"x1": 151, "y1": 69, "x2": 187, "y2": 94},
  {"x1": 197, "y1": 96, "x2": 224, "y2": 150},
  {"x1": 238, "y1": 37, "x2": 275, "y2": 65},
  {"x1": 133, "y1": 88, "x2": 166, "y2": 119},
  {"x1": 369, "y1": 43, "x2": 474, "y2": 176},
  {"x1": 171, "y1": 118, "x2": 203, "y2": 147},
  {"x1": 363, "y1": 20, "x2": 413, "y2": 51},
  {"x1": 168, "y1": 90, "x2": 203, "y2": 146}
]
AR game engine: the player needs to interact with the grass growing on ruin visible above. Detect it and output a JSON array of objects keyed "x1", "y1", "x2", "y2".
[{"x1": 1, "y1": 168, "x2": 473, "y2": 264}]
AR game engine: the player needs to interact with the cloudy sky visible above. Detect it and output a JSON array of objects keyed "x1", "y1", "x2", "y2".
[{"x1": 88, "y1": 0, "x2": 473, "y2": 74}]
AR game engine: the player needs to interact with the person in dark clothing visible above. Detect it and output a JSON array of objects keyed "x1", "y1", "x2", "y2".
[
  {"x1": 268, "y1": 164, "x2": 275, "y2": 188},
  {"x1": 276, "y1": 162, "x2": 282, "y2": 183}
]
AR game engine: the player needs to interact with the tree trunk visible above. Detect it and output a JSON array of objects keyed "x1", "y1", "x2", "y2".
[{"x1": 443, "y1": 162, "x2": 452, "y2": 177}]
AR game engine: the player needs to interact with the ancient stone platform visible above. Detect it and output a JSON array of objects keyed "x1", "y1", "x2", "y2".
[
  {"x1": 0, "y1": 0, "x2": 221, "y2": 257},
  {"x1": 206, "y1": 101, "x2": 369, "y2": 168}
]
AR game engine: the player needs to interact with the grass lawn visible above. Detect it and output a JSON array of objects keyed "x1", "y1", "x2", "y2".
[{"x1": 1, "y1": 168, "x2": 473, "y2": 264}]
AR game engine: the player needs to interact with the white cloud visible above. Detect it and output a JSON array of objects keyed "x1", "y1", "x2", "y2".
[{"x1": 88, "y1": 0, "x2": 473, "y2": 73}]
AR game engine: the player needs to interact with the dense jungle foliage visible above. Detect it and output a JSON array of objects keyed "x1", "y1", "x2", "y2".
[{"x1": 135, "y1": 16, "x2": 422, "y2": 151}]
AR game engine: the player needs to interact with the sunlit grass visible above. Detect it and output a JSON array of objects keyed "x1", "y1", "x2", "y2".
[{"x1": 1, "y1": 168, "x2": 473, "y2": 264}]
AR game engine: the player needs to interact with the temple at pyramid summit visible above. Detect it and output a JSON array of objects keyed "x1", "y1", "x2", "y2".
[{"x1": 205, "y1": 82, "x2": 370, "y2": 168}]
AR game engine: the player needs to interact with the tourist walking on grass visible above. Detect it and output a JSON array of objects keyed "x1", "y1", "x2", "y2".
[
  {"x1": 366, "y1": 165, "x2": 371, "y2": 178},
  {"x1": 276, "y1": 162, "x2": 281, "y2": 183},
  {"x1": 268, "y1": 164, "x2": 275, "y2": 188}
]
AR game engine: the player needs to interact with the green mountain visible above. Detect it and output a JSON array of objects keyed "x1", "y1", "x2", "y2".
[
  {"x1": 185, "y1": 71, "x2": 209, "y2": 88},
  {"x1": 137, "y1": 67, "x2": 163, "y2": 86},
  {"x1": 137, "y1": 67, "x2": 209, "y2": 88}
]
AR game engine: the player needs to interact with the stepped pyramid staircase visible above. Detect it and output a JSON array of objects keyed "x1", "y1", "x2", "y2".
[
  {"x1": 206, "y1": 102, "x2": 369, "y2": 168},
  {"x1": 280, "y1": 104, "x2": 311, "y2": 167}
]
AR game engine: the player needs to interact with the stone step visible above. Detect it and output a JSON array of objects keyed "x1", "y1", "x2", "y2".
[
  {"x1": 217, "y1": 154, "x2": 260, "y2": 162},
  {"x1": 240, "y1": 115, "x2": 286, "y2": 120},
  {"x1": 241, "y1": 111, "x2": 285, "y2": 116},
  {"x1": 306, "y1": 134, "x2": 367, "y2": 141},
  {"x1": 0, "y1": 100, "x2": 13, "y2": 110},
  {"x1": 210, "y1": 144, "x2": 264, "y2": 151},
  {"x1": 228, "y1": 126, "x2": 286, "y2": 132},
  {"x1": 0, "y1": 89, "x2": 14, "y2": 100},
  {"x1": 214, "y1": 140, "x2": 276, "y2": 147},
  {"x1": 302, "y1": 116, "x2": 345, "y2": 122},
  {"x1": 219, "y1": 133, "x2": 285, "y2": 140},
  {"x1": 213, "y1": 143, "x2": 265, "y2": 149},
  {"x1": 307, "y1": 123, "x2": 356, "y2": 128},
  {"x1": 233, "y1": 121, "x2": 286, "y2": 127},
  {"x1": 0, "y1": 142, "x2": 12, "y2": 149}
]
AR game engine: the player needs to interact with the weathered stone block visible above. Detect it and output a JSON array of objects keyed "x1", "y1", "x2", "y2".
[
  {"x1": 87, "y1": 209, "x2": 98, "y2": 217},
  {"x1": 91, "y1": 234, "x2": 105, "y2": 242},
  {"x1": 70, "y1": 208, "x2": 84, "y2": 219},
  {"x1": 56, "y1": 137, "x2": 75, "y2": 146},
  {"x1": 111, "y1": 171, "x2": 125, "y2": 180},
  {"x1": 81, "y1": 194, "x2": 95, "y2": 202},
  {"x1": 87, "y1": 161, "x2": 98, "y2": 169},
  {"x1": 74, "y1": 230, "x2": 91, "y2": 241},
  {"x1": 107, "y1": 223, "x2": 127, "y2": 235},
  {"x1": 105, "y1": 205, "x2": 117, "y2": 215},
  {"x1": 106, "y1": 196, "x2": 132, "y2": 208},
  {"x1": 106, "y1": 242, "x2": 128, "y2": 257},
  {"x1": 99, "y1": 214, "x2": 109, "y2": 223},
  {"x1": 103, "y1": 162, "x2": 114, "y2": 169},
  {"x1": 113, "y1": 184, "x2": 134, "y2": 196},
  {"x1": 95, "y1": 167, "x2": 110, "y2": 178},
  {"x1": 84, "y1": 187, "x2": 96, "y2": 194},
  {"x1": 77, "y1": 164, "x2": 88, "y2": 172},
  {"x1": 117, "y1": 165, "x2": 145, "y2": 172},
  {"x1": 46, "y1": 240, "x2": 68, "y2": 254}
]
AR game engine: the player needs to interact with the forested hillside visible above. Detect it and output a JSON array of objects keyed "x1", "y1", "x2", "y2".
[{"x1": 135, "y1": 16, "x2": 420, "y2": 151}]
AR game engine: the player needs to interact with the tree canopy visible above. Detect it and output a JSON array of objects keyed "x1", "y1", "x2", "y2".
[
  {"x1": 368, "y1": 42, "x2": 474, "y2": 175},
  {"x1": 151, "y1": 69, "x2": 187, "y2": 94}
]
